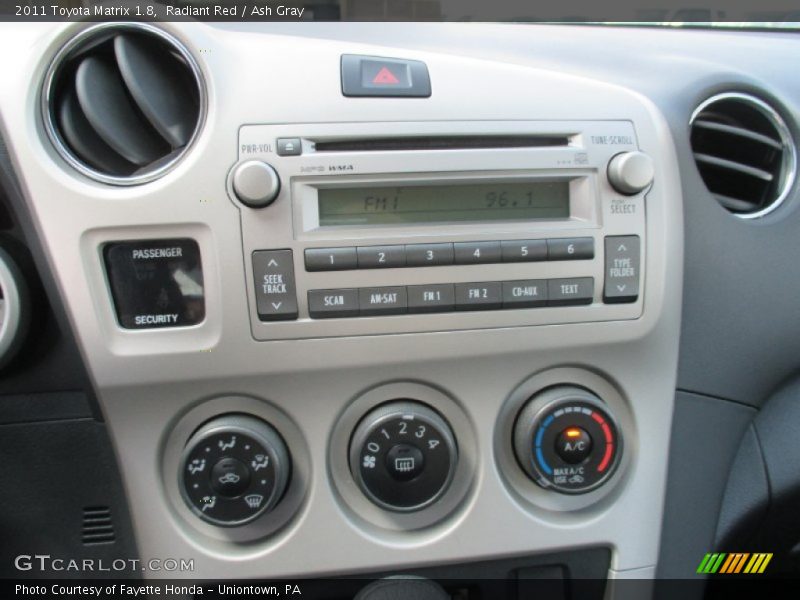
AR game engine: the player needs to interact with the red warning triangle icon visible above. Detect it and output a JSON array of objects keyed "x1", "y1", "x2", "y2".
[{"x1": 372, "y1": 67, "x2": 400, "y2": 85}]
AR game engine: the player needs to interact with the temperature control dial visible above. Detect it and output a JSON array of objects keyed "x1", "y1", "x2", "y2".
[
  {"x1": 513, "y1": 386, "x2": 621, "y2": 494},
  {"x1": 350, "y1": 401, "x2": 457, "y2": 512},
  {"x1": 181, "y1": 415, "x2": 290, "y2": 526}
]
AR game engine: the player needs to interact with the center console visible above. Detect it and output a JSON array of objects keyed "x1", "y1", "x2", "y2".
[{"x1": 1, "y1": 20, "x2": 683, "y2": 587}]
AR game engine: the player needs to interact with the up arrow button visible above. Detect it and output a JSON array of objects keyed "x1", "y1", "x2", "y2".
[
  {"x1": 252, "y1": 250, "x2": 298, "y2": 321},
  {"x1": 603, "y1": 235, "x2": 640, "y2": 304}
]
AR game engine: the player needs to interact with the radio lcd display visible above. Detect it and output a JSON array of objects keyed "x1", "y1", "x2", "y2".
[{"x1": 317, "y1": 181, "x2": 570, "y2": 226}]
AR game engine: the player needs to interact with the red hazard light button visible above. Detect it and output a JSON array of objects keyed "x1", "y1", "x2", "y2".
[{"x1": 341, "y1": 54, "x2": 431, "y2": 97}]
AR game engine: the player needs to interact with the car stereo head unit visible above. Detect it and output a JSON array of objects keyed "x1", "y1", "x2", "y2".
[{"x1": 229, "y1": 120, "x2": 651, "y2": 341}]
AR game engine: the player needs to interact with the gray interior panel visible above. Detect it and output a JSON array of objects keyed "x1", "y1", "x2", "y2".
[{"x1": 2, "y1": 18, "x2": 799, "y2": 590}]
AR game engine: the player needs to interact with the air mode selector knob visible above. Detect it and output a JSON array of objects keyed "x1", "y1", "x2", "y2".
[
  {"x1": 607, "y1": 151, "x2": 654, "y2": 195},
  {"x1": 231, "y1": 160, "x2": 281, "y2": 208},
  {"x1": 514, "y1": 386, "x2": 622, "y2": 494},
  {"x1": 181, "y1": 414, "x2": 290, "y2": 526},
  {"x1": 350, "y1": 401, "x2": 458, "y2": 512}
]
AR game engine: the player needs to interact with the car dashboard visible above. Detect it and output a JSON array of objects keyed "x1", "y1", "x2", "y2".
[{"x1": 0, "y1": 19, "x2": 799, "y2": 598}]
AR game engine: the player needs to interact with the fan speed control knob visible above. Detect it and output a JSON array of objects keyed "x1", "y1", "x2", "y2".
[
  {"x1": 181, "y1": 414, "x2": 290, "y2": 526},
  {"x1": 607, "y1": 151, "x2": 654, "y2": 195},
  {"x1": 350, "y1": 401, "x2": 457, "y2": 512}
]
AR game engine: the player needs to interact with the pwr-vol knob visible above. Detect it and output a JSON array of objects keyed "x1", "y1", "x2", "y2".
[
  {"x1": 350, "y1": 401, "x2": 457, "y2": 512},
  {"x1": 513, "y1": 386, "x2": 622, "y2": 494},
  {"x1": 181, "y1": 415, "x2": 290, "y2": 526},
  {"x1": 231, "y1": 160, "x2": 281, "y2": 208}
]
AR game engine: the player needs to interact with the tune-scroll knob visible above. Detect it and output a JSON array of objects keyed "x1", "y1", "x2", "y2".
[
  {"x1": 231, "y1": 160, "x2": 281, "y2": 208},
  {"x1": 514, "y1": 386, "x2": 622, "y2": 494},
  {"x1": 607, "y1": 151, "x2": 654, "y2": 195},
  {"x1": 181, "y1": 414, "x2": 290, "y2": 526},
  {"x1": 350, "y1": 401, "x2": 457, "y2": 512}
]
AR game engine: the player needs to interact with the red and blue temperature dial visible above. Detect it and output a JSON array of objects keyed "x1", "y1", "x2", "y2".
[{"x1": 514, "y1": 387, "x2": 622, "y2": 494}]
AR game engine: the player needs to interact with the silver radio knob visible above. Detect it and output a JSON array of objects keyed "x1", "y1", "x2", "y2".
[
  {"x1": 231, "y1": 160, "x2": 281, "y2": 208},
  {"x1": 607, "y1": 151, "x2": 654, "y2": 195}
]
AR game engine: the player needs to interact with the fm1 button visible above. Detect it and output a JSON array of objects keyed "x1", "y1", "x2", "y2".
[
  {"x1": 210, "y1": 458, "x2": 251, "y2": 497},
  {"x1": 386, "y1": 444, "x2": 425, "y2": 482},
  {"x1": 554, "y1": 427, "x2": 593, "y2": 464}
]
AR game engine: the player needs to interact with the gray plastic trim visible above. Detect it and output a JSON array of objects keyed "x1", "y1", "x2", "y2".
[{"x1": 1, "y1": 22, "x2": 684, "y2": 580}]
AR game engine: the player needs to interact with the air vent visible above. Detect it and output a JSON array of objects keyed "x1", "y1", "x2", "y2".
[
  {"x1": 82, "y1": 506, "x2": 115, "y2": 545},
  {"x1": 42, "y1": 23, "x2": 205, "y2": 185},
  {"x1": 690, "y1": 93, "x2": 796, "y2": 218}
]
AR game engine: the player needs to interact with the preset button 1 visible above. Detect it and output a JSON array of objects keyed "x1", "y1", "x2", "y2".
[{"x1": 305, "y1": 247, "x2": 358, "y2": 271}]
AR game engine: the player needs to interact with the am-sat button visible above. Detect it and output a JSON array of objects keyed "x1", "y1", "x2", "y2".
[{"x1": 359, "y1": 286, "x2": 408, "y2": 316}]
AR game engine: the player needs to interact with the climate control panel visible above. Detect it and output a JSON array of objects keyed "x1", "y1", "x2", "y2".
[
  {"x1": 349, "y1": 401, "x2": 458, "y2": 512},
  {"x1": 513, "y1": 386, "x2": 622, "y2": 494},
  {"x1": 181, "y1": 415, "x2": 291, "y2": 526}
]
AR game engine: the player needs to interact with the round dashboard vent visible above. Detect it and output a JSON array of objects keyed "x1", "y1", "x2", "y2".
[
  {"x1": 42, "y1": 23, "x2": 205, "y2": 186},
  {"x1": 690, "y1": 93, "x2": 796, "y2": 218}
]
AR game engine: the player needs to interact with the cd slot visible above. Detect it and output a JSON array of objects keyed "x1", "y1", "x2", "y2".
[{"x1": 313, "y1": 135, "x2": 571, "y2": 153}]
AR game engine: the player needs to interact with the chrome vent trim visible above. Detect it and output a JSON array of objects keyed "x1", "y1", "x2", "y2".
[
  {"x1": 41, "y1": 22, "x2": 206, "y2": 186},
  {"x1": 690, "y1": 92, "x2": 796, "y2": 219}
]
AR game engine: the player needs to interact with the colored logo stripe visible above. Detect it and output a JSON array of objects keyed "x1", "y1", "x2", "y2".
[
  {"x1": 697, "y1": 553, "x2": 772, "y2": 574},
  {"x1": 697, "y1": 553, "x2": 726, "y2": 574}
]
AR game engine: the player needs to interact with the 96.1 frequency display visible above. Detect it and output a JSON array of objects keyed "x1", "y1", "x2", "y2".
[{"x1": 317, "y1": 181, "x2": 570, "y2": 226}]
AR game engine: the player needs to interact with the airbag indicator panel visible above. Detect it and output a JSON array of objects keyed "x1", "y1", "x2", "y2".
[{"x1": 103, "y1": 238, "x2": 205, "y2": 329}]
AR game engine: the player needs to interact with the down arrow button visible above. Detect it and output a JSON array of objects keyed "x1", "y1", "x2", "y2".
[{"x1": 252, "y1": 250, "x2": 299, "y2": 321}]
